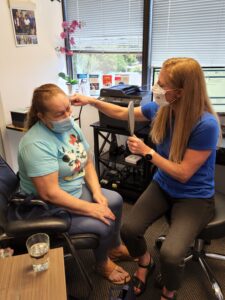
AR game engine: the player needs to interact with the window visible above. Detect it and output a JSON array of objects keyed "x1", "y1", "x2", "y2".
[
  {"x1": 63, "y1": 0, "x2": 144, "y2": 94},
  {"x1": 151, "y1": 0, "x2": 225, "y2": 67},
  {"x1": 150, "y1": 0, "x2": 225, "y2": 113}
]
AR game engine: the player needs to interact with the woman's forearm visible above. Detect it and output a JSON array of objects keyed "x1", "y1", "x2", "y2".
[
  {"x1": 89, "y1": 97, "x2": 129, "y2": 120},
  {"x1": 128, "y1": 136, "x2": 211, "y2": 183},
  {"x1": 142, "y1": 147, "x2": 211, "y2": 183},
  {"x1": 32, "y1": 178, "x2": 93, "y2": 215},
  {"x1": 84, "y1": 157, "x2": 102, "y2": 195},
  {"x1": 71, "y1": 94, "x2": 148, "y2": 122}
]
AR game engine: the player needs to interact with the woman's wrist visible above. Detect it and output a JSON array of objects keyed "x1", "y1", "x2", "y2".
[
  {"x1": 78, "y1": 199, "x2": 93, "y2": 215},
  {"x1": 92, "y1": 187, "x2": 102, "y2": 198},
  {"x1": 89, "y1": 97, "x2": 98, "y2": 106},
  {"x1": 143, "y1": 147, "x2": 155, "y2": 158}
]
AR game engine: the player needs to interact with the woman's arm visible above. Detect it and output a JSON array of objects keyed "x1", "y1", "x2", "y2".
[
  {"x1": 127, "y1": 136, "x2": 212, "y2": 183},
  {"x1": 31, "y1": 172, "x2": 115, "y2": 225},
  {"x1": 84, "y1": 154, "x2": 108, "y2": 206},
  {"x1": 70, "y1": 94, "x2": 148, "y2": 122}
]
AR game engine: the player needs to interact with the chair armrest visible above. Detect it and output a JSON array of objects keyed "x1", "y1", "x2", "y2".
[
  {"x1": 6, "y1": 217, "x2": 69, "y2": 236},
  {"x1": 10, "y1": 197, "x2": 49, "y2": 210},
  {"x1": 70, "y1": 233, "x2": 99, "y2": 249}
]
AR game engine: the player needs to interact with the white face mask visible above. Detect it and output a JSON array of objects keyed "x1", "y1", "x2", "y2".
[{"x1": 152, "y1": 83, "x2": 169, "y2": 107}]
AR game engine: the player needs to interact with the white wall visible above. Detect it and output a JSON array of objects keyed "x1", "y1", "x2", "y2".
[{"x1": 0, "y1": 0, "x2": 98, "y2": 171}]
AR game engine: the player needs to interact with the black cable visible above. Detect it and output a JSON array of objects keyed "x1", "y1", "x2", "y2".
[
  {"x1": 77, "y1": 106, "x2": 83, "y2": 128},
  {"x1": 73, "y1": 106, "x2": 83, "y2": 128}
]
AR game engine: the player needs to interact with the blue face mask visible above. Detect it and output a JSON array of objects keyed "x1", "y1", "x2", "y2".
[{"x1": 50, "y1": 116, "x2": 74, "y2": 133}]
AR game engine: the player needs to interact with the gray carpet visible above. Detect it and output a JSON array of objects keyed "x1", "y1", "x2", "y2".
[{"x1": 65, "y1": 202, "x2": 225, "y2": 300}]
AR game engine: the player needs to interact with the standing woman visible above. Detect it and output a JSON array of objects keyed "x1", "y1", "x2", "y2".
[
  {"x1": 17, "y1": 84, "x2": 132, "y2": 285},
  {"x1": 72, "y1": 57, "x2": 221, "y2": 299}
]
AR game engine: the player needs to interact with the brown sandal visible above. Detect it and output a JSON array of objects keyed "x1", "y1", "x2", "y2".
[{"x1": 96, "y1": 261, "x2": 131, "y2": 285}]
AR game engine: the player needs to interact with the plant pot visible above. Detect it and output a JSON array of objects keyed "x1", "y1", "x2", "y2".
[{"x1": 66, "y1": 83, "x2": 78, "y2": 96}]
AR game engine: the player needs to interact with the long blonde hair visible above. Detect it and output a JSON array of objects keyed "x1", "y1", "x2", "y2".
[
  {"x1": 25, "y1": 84, "x2": 66, "y2": 130},
  {"x1": 150, "y1": 57, "x2": 220, "y2": 163}
]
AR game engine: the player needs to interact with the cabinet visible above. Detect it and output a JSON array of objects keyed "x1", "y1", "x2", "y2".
[{"x1": 91, "y1": 122, "x2": 155, "y2": 202}]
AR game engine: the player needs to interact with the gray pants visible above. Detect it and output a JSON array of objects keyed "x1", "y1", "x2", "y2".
[
  {"x1": 68, "y1": 184, "x2": 123, "y2": 264},
  {"x1": 121, "y1": 181, "x2": 215, "y2": 291}
]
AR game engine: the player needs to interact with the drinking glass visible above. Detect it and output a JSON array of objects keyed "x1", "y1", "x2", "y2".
[{"x1": 26, "y1": 233, "x2": 50, "y2": 272}]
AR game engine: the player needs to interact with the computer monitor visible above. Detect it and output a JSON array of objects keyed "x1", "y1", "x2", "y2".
[{"x1": 151, "y1": 67, "x2": 225, "y2": 114}]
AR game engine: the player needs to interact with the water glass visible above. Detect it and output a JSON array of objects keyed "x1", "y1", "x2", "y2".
[{"x1": 26, "y1": 233, "x2": 50, "y2": 272}]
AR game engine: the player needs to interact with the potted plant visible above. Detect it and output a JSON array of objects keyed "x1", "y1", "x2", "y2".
[
  {"x1": 58, "y1": 72, "x2": 78, "y2": 85},
  {"x1": 58, "y1": 72, "x2": 78, "y2": 95}
]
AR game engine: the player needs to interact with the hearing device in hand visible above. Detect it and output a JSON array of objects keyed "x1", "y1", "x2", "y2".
[{"x1": 128, "y1": 101, "x2": 135, "y2": 136}]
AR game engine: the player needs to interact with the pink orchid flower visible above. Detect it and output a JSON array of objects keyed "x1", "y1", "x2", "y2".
[
  {"x1": 60, "y1": 32, "x2": 67, "y2": 39},
  {"x1": 59, "y1": 47, "x2": 66, "y2": 54},
  {"x1": 66, "y1": 50, "x2": 74, "y2": 56},
  {"x1": 69, "y1": 37, "x2": 75, "y2": 45},
  {"x1": 62, "y1": 21, "x2": 70, "y2": 28}
]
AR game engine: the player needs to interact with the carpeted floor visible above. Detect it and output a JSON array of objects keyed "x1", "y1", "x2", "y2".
[{"x1": 65, "y1": 202, "x2": 225, "y2": 300}]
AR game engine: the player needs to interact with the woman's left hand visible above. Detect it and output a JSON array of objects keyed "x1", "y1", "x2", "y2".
[
  {"x1": 127, "y1": 136, "x2": 151, "y2": 156},
  {"x1": 93, "y1": 192, "x2": 108, "y2": 206},
  {"x1": 70, "y1": 94, "x2": 93, "y2": 106}
]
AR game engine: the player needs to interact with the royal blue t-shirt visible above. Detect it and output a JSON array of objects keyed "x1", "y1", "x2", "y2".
[{"x1": 141, "y1": 102, "x2": 219, "y2": 198}]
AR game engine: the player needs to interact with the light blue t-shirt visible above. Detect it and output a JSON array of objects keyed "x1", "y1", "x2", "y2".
[
  {"x1": 141, "y1": 102, "x2": 220, "y2": 198},
  {"x1": 18, "y1": 121, "x2": 90, "y2": 198}
]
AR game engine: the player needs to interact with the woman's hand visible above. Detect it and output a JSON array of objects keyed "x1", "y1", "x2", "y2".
[
  {"x1": 89, "y1": 202, "x2": 115, "y2": 225},
  {"x1": 93, "y1": 191, "x2": 108, "y2": 206},
  {"x1": 70, "y1": 93, "x2": 95, "y2": 106},
  {"x1": 127, "y1": 136, "x2": 152, "y2": 156}
]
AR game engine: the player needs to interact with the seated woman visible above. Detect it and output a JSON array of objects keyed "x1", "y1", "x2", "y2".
[
  {"x1": 71, "y1": 57, "x2": 221, "y2": 299},
  {"x1": 17, "y1": 83, "x2": 131, "y2": 284}
]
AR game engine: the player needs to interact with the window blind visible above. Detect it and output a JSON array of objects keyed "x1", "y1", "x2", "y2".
[
  {"x1": 64, "y1": 0, "x2": 144, "y2": 53},
  {"x1": 151, "y1": 0, "x2": 225, "y2": 67}
]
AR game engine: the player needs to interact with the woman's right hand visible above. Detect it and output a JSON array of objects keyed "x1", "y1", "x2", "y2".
[
  {"x1": 70, "y1": 94, "x2": 95, "y2": 107},
  {"x1": 88, "y1": 202, "x2": 115, "y2": 225}
]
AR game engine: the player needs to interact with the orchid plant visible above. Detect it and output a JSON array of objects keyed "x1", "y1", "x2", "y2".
[
  {"x1": 57, "y1": 20, "x2": 82, "y2": 86},
  {"x1": 58, "y1": 20, "x2": 82, "y2": 56}
]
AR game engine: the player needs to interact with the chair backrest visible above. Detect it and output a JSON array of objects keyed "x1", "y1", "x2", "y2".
[{"x1": 0, "y1": 156, "x2": 19, "y2": 234}]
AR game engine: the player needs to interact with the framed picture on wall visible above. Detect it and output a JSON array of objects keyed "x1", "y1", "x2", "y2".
[{"x1": 10, "y1": 7, "x2": 38, "y2": 46}]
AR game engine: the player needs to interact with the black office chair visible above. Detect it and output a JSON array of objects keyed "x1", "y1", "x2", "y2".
[
  {"x1": 155, "y1": 162, "x2": 225, "y2": 300},
  {"x1": 0, "y1": 155, "x2": 99, "y2": 299}
]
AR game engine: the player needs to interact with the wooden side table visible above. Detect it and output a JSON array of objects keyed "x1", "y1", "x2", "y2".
[
  {"x1": 0, "y1": 247, "x2": 67, "y2": 300},
  {"x1": 6, "y1": 124, "x2": 26, "y2": 132}
]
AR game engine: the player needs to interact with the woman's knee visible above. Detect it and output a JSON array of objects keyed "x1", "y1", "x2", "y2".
[
  {"x1": 121, "y1": 221, "x2": 140, "y2": 243},
  {"x1": 69, "y1": 215, "x2": 115, "y2": 239},
  {"x1": 98, "y1": 219, "x2": 116, "y2": 239},
  {"x1": 102, "y1": 189, "x2": 123, "y2": 211},
  {"x1": 160, "y1": 243, "x2": 184, "y2": 267}
]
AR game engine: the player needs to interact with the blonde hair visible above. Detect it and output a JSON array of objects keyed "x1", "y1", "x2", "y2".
[
  {"x1": 25, "y1": 84, "x2": 66, "y2": 130},
  {"x1": 150, "y1": 57, "x2": 220, "y2": 163}
]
